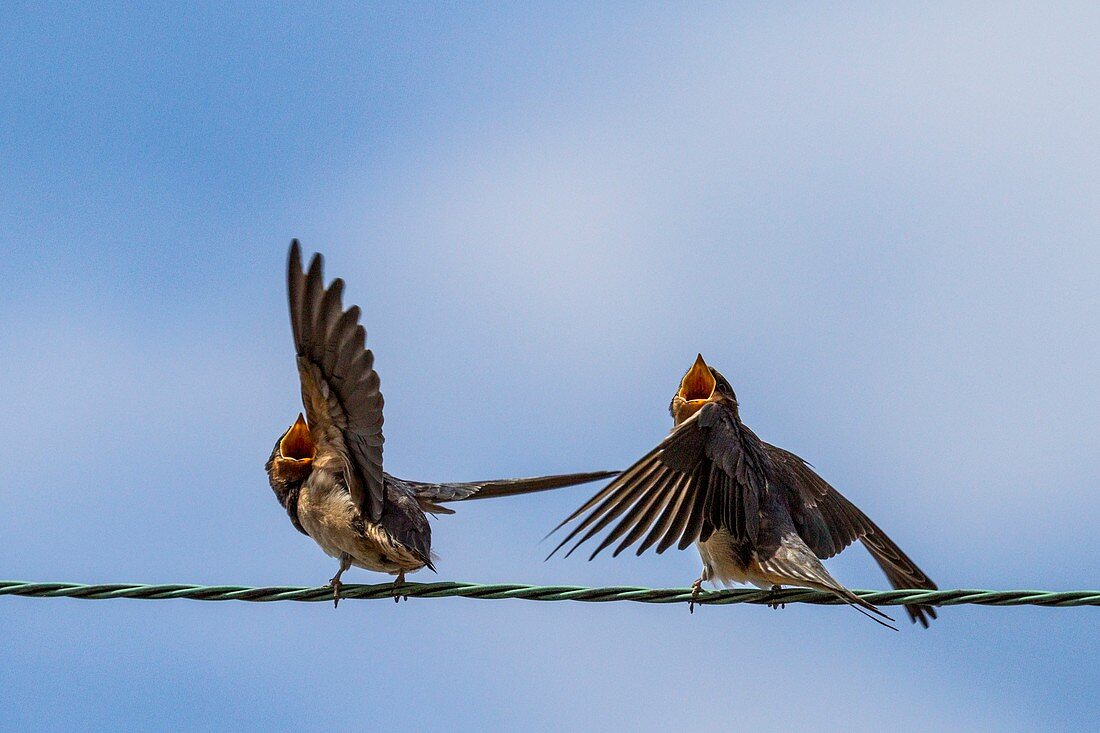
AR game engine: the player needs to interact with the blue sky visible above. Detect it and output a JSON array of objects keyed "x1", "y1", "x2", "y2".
[{"x1": 2, "y1": 3, "x2": 1098, "y2": 731}]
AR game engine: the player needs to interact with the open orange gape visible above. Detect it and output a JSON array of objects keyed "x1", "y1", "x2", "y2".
[
  {"x1": 275, "y1": 413, "x2": 316, "y2": 480},
  {"x1": 678, "y1": 353, "x2": 717, "y2": 403},
  {"x1": 670, "y1": 353, "x2": 718, "y2": 424}
]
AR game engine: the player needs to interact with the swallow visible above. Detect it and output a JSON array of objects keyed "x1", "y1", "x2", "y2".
[
  {"x1": 548, "y1": 354, "x2": 938, "y2": 628},
  {"x1": 266, "y1": 240, "x2": 617, "y2": 606}
]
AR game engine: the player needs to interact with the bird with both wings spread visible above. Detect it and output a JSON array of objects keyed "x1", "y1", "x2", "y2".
[
  {"x1": 265, "y1": 241, "x2": 617, "y2": 605},
  {"x1": 549, "y1": 354, "x2": 938, "y2": 629}
]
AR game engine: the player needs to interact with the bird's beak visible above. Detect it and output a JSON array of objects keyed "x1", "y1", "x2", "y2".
[
  {"x1": 678, "y1": 353, "x2": 717, "y2": 403},
  {"x1": 279, "y1": 413, "x2": 315, "y2": 463}
]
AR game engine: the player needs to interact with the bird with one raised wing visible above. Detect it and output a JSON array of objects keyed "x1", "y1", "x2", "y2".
[
  {"x1": 548, "y1": 354, "x2": 937, "y2": 629},
  {"x1": 266, "y1": 241, "x2": 617, "y2": 605}
]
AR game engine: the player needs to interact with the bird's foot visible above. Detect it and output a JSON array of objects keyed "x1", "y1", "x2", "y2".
[
  {"x1": 767, "y1": 584, "x2": 786, "y2": 610},
  {"x1": 689, "y1": 577, "x2": 705, "y2": 614},
  {"x1": 392, "y1": 571, "x2": 407, "y2": 603},
  {"x1": 329, "y1": 575, "x2": 344, "y2": 609},
  {"x1": 329, "y1": 555, "x2": 351, "y2": 609}
]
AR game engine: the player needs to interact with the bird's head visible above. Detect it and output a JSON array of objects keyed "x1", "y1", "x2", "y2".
[
  {"x1": 265, "y1": 413, "x2": 316, "y2": 505},
  {"x1": 669, "y1": 353, "x2": 737, "y2": 425}
]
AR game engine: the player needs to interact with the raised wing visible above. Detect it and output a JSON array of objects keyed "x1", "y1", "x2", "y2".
[
  {"x1": 547, "y1": 402, "x2": 769, "y2": 560},
  {"x1": 766, "y1": 444, "x2": 938, "y2": 626},
  {"x1": 288, "y1": 240, "x2": 386, "y2": 521}
]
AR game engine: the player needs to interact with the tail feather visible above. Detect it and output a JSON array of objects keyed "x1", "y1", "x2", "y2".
[
  {"x1": 828, "y1": 583, "x2": 899, "y2": 631},
  {"x1": 760, "y1": 539, "x2": 897, "y2": 631}
]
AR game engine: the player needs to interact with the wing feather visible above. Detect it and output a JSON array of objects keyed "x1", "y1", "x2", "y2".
[
  {"x1": 765, "y1": 442, "x2": 937, "y2": 626},
  {"x1": 588, "y1": 481, "x2": 667, "y2": 560},
  {"x1": 287, "y1": 241, "x2": 386, "y2": 521},
  {"x1": 549, "y1": 402, "x2": 769, "y2": 559},
  {"x1": 554, "y1": 462, "x2": 664, "y2": 559},
  {"x1": 655, "y1": 473, "x2": 699, "y2": 554},
  {"x1": 409, "y1": 471, "x2": 617, "y2": 505},
  {"x1": 611, "y1": 469, "x2": 683, "y2": 557},
  {"x1": 676, "y1": 461, "x2": 712, "y2": 550},
  {"x1": 635, "y1": 474, "x2": 691, "y2": 555}
]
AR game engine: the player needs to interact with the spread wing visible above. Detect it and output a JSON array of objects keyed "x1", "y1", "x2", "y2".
[
  {"x1": 547, "y1": 402, "x2": 768, "y2": 560},
  {"x1": 766, "y1": 444, "x2": 938, "y2": 626},
  {"x1": 407, "y1": 471, "x2": 619, "y2": 514},
  {"x1": 287, "y1": 240, "x2": 386, "y2": 521},
  {"x1": 411, "y1": 471, "x2": 619, "y2": 503}
]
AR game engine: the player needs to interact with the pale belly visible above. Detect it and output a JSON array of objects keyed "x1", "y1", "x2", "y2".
[
  {"x1": 696, "y1": 530, "x2": 770, "y2": 589},
  {"x1": 297, "y1": 484, "x2": 424, "y2": 575}
]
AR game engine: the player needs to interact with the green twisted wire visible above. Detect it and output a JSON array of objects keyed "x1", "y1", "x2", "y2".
[{"x1": 2, "y1": 580, "x2": 1098, "y2": 608}]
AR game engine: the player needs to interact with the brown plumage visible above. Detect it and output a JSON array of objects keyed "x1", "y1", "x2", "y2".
[
  {"x1": 548, "y1": 353, "x2": 938, "y2": 628},
  {"x1": 266, "y1": 240, "x2": 617, "y2": 605}
]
